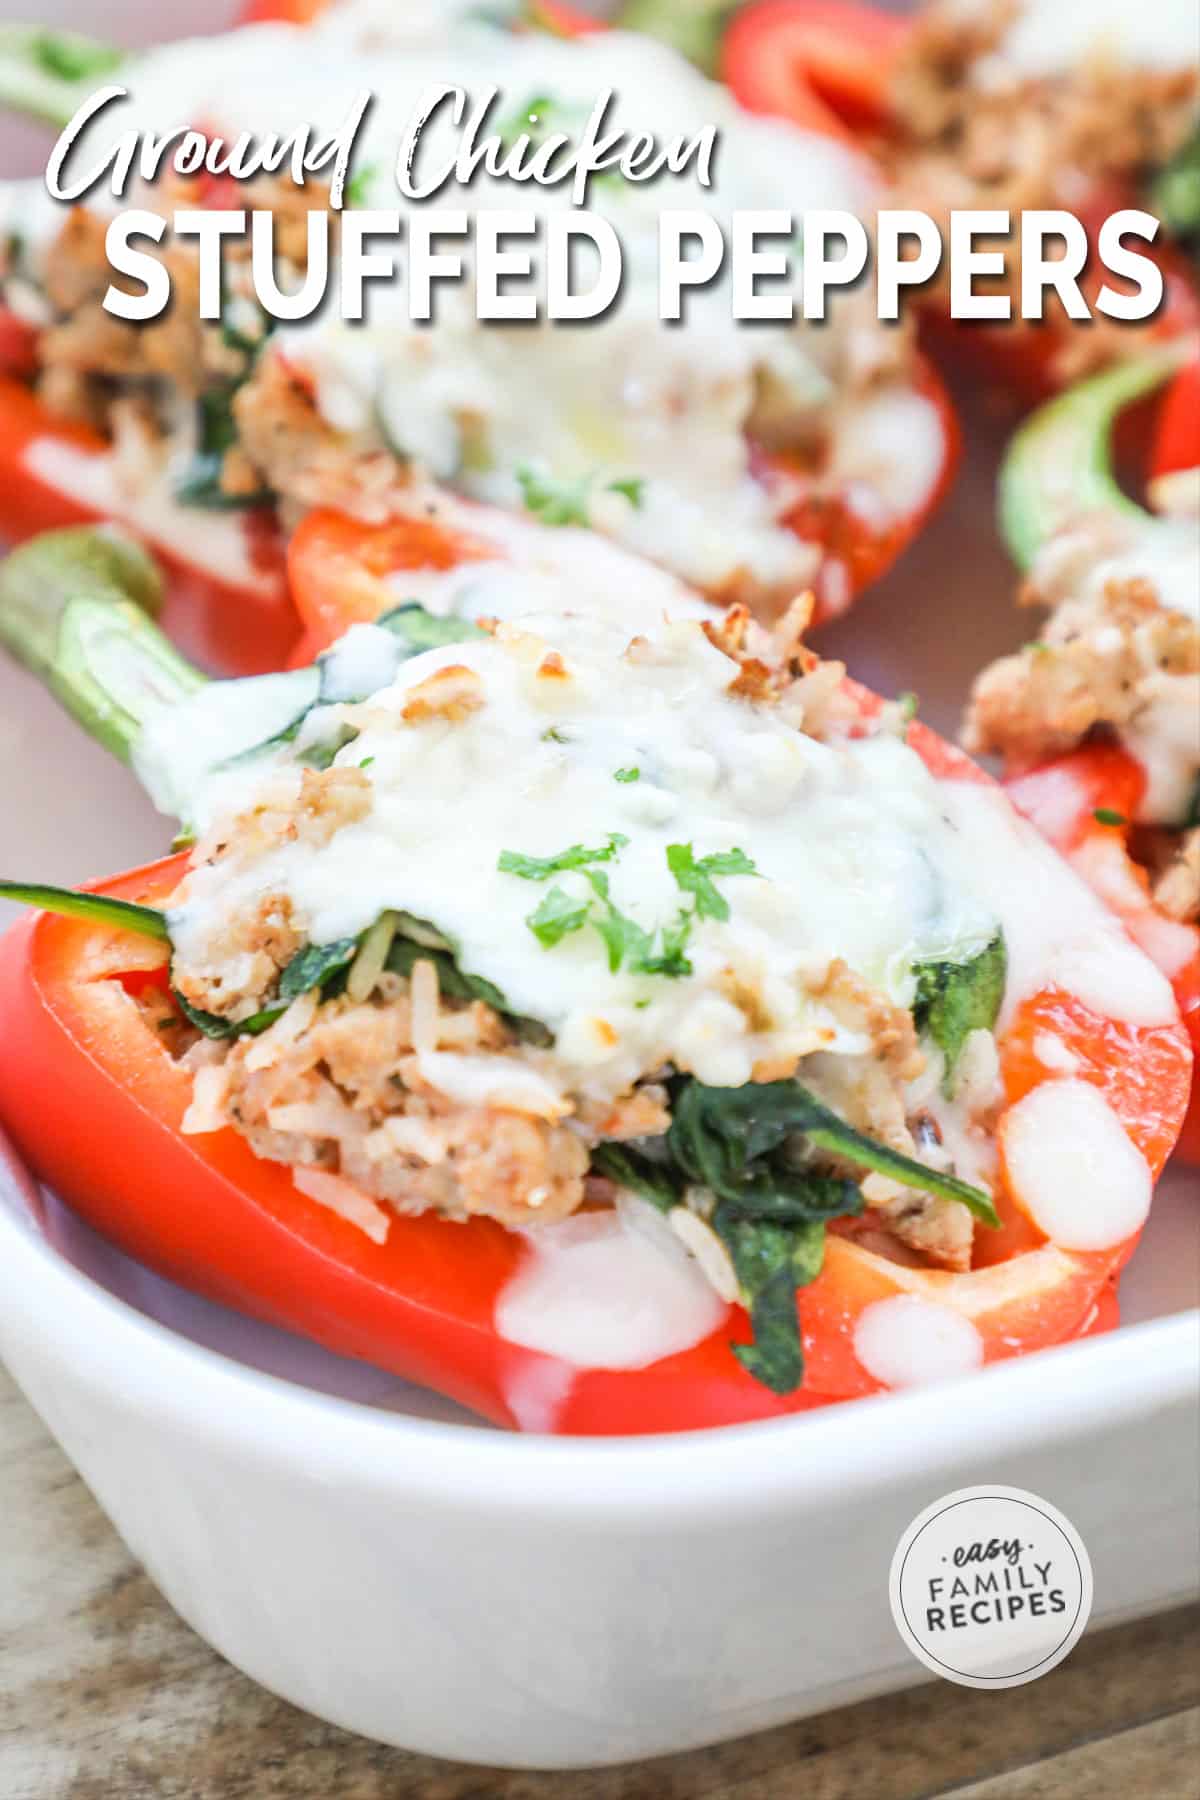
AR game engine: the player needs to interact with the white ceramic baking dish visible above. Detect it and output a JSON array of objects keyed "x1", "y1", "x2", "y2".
[{"x1": 0, "y1": 1122, "x2": 1196, "y2": 1769}]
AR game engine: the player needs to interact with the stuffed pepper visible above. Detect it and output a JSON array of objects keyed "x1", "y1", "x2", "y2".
[
  {"x1": 0, "y1": 0, "x2": 956, "y2": 646},
  {"x1": 0, "y1": 525, "x2": 1189, "y2": 1434},
  {"x1": 965, "y1": 352, "x2": 1200, "y2": 1157},
  {"x1": 721, "y1": 0, "x2": 1200, "y2": 391}
]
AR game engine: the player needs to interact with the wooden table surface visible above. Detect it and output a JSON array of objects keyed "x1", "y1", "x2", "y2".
[{"x1": 2, "y1": 1367, "x2": 1197, "y2": 1800}]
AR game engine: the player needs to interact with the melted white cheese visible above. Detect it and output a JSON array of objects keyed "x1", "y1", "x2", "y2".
[
  {"x1": 17, "y1": 11, "x2": 917, "y2": 595},
  {"x1": 21, "y1": 436, "x2": 268, "y2": 591},
  {"x1": 933, "y1": 781, "x2": 1178, "y2": 1028},
  {"x1": 1084, "y1": 519, "x2": 1200, "y2": 629},
  {"x1": 494, "y1": 1196, "x2": 728, "y2": 1370},
  {"x1": 170, "y1": 614, "x2": 1003, "y2": 1103},
  {"x1": 379, "y1": 495, "x2": 718, "y2": 628},
  {"x1": 1122, "y1": 676, "x2": 1200, "y2": 825},
  {"x1": 1001, "y1": 1078, "x2": 1153, "y2": 1251},
  {"x1": 134, "y1": 663, "x2": 319, "y2": 824},
  {"x1": 853, "y1": 1294, "x2": 985, "y2": 1389},
  {"x1": 134, "y1": 519, "x2": 719, "y2": 828}
]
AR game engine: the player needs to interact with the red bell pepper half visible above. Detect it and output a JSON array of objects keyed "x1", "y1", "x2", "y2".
[
  {"x1": 234, "y1": 0, "x2": 959, "y2": 624},
  {"x1": 0, "y1": 698, "x2": 1188, "y2": 1433}
]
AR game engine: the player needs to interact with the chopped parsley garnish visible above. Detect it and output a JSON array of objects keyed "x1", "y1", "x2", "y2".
[
  {"x1": 632, "y1": 907, "x2": 694, "y2": 979},
  {"x1": 667, "y1": 843, "x2": 759, "y2": 923},
  {"x1": 614, "y1": 766, "x2": 640, "y2": 783},
  {"x1": 607, "y1": 477, "x2": 645, "y2": 509},
  {"x1": 516, "y1": 465, "x2": 647, "y2": 528},
  {"x1": 1093, "y1": 808, "x2": 1126, "y2": 828},
  {"x1": 498, "y1": 834, "x2": 628, "y2": 881},
  {"x1": 502, "y1": 838, "x2": 758, "y2": 978},
  {"x1": 526, "y1": 885, "x2": 591, "y2": 949},
  {"x1": 897, "y1": 691, "x2": 919, "y2": 724},
  {"x1": 516, "y1": 467, "x2": 592, "y2": 527},
  {"x1": 583, "y1": 868, "x2": 693, "y2": 977}
]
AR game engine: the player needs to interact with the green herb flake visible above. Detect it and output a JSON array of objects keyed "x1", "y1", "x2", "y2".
[
  {"x1": 526, "y1": 885, "x2": 590, "y2": 949},
  {"x1": 633, "y1": 908, "x2": 694, "y2": 979},
  {"x1": 1093, "y1": 808, "x2": 1127, "y2": 828},
  {"x1": 498, "y1": 833, "x2": 628, "y2": 881},
  {"x1": 898, "y1": 691, "x2": 919, "y2": 724},
  {"x1": 614, "y1": 766, "x2": 639, "y2": 783},
  {"x1": 515, "y1": 465, "x2": 593, "y2": 528},
  {"x1": 666, "y1": 843, "x2": 759, "y2": 923},
  {"x1": 515, "y1": 466, "x2": 645, "y2": 528},
  {"x1": 607, "y1": 476, "x2": 645, "y2": 509},
  {"x1": 584, "y1": 868, "x2": 652, "y2": 974}
]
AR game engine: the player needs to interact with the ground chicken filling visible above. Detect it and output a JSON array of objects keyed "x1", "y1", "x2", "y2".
[
  {"x1": 4, "y1": 179, "x2": 324, "y2": 507},
  {"x1": 887, "y1": 0, "x2": 1198, "y2": 378},
  {"x1": 151, "y1": 605, "x2": 1007, "y2": 1291},
  {"x1": 965, "y1": 514, "x2": 1200, "y2": 925}
]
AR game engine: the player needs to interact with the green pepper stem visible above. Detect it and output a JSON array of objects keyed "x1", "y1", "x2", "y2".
[
  {"x1": 0, "y1": 24, "x2": 126, "y2": 128},
  {"x1": 998, "y1": 348, "x2": 1186, "y2": 572},
  {"x1": 0, "y1": 527, "x2": 206, "y2": 765}
]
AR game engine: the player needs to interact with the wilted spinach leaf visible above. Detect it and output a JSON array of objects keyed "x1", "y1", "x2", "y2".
[{"x1": 913, "y1": 932, "x2": 1007, "y2": 1095}]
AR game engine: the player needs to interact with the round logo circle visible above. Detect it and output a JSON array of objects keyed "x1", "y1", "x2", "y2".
[{"x1": 889, "y1": 1486, "x2": 1093, "y2": 1689}]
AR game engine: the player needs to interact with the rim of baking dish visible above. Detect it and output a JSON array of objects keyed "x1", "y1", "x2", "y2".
[{"x1": 0, "y1": 1121, "x2": 1195, "y2": 1515}]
